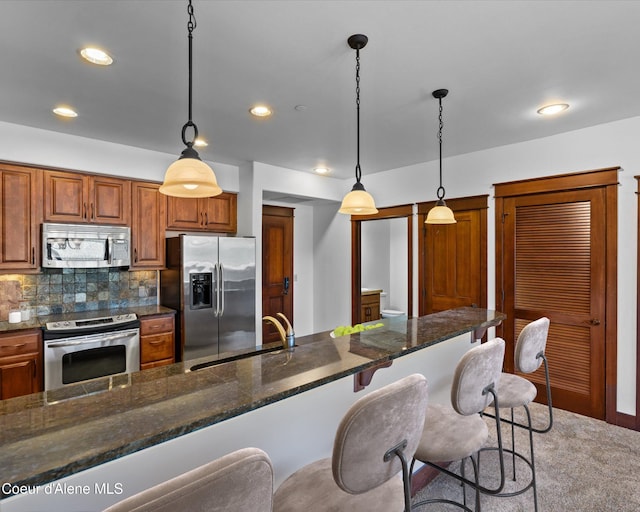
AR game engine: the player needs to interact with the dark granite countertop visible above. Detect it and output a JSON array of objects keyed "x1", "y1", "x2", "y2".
[
  {"x1": 0, "y1": 307, "x2": 504, "y2": 497},
  {"x1": 0, "y1": 305, "x2": 175, "y2": 333}
]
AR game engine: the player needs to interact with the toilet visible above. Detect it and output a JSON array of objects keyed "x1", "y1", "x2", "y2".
[
  {"x1": 380, "y1": 292, "x2": 406, "y2": 319},
  {"x1": 381, "y1": 309, "x2": 406, "y2": 318}
]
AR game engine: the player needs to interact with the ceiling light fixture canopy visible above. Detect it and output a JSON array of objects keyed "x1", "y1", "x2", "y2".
[
  {"x1": 160, "y1": 0, "x2": 221, "y2": 198},
  {"x1": 339, "y1": 34, "x2": 378, "y2": 216},
  {"x1": 426, "y1": 89, "x2": 456, "y2": 224}
]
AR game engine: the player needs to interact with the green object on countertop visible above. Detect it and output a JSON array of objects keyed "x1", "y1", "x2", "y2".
[{"x1": 333, "y1": 322, "x2": 384, "y2": 337}]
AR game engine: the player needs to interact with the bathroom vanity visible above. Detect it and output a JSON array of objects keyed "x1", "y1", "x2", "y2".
[{"x1": 360, "y1": 289, "x2": 382, "y2": 322}]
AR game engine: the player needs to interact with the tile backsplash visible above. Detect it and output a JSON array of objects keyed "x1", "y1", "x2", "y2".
[{"x1": 0, "y1": 269, "x2": 158, "y2": 320}]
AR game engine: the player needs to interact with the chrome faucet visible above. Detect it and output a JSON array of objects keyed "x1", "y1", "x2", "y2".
[{"x1": 262, "y1": 313, "x2": 295, "y2": 350}]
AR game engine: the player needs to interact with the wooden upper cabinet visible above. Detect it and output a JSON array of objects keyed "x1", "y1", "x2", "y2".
[
  {"x1": 131, "y1": 181, "x2": 166, "y2": 269},
  {"x1": 0, "y1": 163, "x2": 40, "y2": 270},
  {"x1": 166, "y1": 192, "x2": 237, "y2": 233},
  {"x1": 43, "y1": 170, "x2": 130, "y2": 225}
]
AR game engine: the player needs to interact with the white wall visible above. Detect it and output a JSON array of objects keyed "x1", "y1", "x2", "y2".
[
  {"x1": 0, "y1": 115, "x2": 636, "y2": 416},
  {"x1": 362, "y1": 116, "x2": 640, "y2": 416},
  {"x1": 388, "y1": 217, "x2": 408, "y2": 313},
  {"x1": 361, "y1": 219, "x2": 390, "y2": 293},
  {"x1": 0, "y1": 121, "x2": 239, "y2": 191}
]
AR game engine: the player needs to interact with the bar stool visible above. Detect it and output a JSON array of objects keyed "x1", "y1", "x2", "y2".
[
  {"x1": 483, "y1": 316, "x2": 552, "y2": 512},
  {"x1": 274, "y1": 373, "x2": 429, "y2": 512},
  {"x1": 411, "y1": 337, "x2": 507, "y2": 511},
  {"x1": 103, "y1": 447, "x2": 273, "y2": 512}
]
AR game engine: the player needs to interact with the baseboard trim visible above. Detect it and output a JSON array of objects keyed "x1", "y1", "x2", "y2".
[
  {"x1": 410, "y1": 462, "x2": 450, "y2": 496},
  {"x1": 615, "y1": 411, "x2": 637, "y2": 430}
]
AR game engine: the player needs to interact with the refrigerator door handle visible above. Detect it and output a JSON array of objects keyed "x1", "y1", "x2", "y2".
[
  {"x1": 219, "y1": 263, "x2": 225, "y2": 316},
  {"x1": 214, "y1": 262, "x2": 220, "y2": 317}
]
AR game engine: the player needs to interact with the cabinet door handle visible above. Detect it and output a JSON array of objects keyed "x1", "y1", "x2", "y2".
[
  {"x1": 134, "y1": 248, "x2": 138, "y2": 263},
  {"x1": 83, "y1": 202, "x2": 87, "y2": 219},
  {"x1": 91, "y1": 203, "x2": 95, "y2": 220},
  {"x1": 204, "y1": 212, "x2": 208, "y2": 226},
  {"x1": 32, "y1": 247, "x2": 35, "y2": 264},
  {"x1": 201, "y1": 211, "x2": 204, "y2": 226}
]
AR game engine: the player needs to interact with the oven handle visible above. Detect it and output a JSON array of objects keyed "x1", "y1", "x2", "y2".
[{"x1": 46, "y1": 328, "x2": 139, "y2": 347}]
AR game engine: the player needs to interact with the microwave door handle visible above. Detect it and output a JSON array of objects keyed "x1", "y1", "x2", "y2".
[{"x1": 106, "y1": 237, "x2": 111, "y2": 264}]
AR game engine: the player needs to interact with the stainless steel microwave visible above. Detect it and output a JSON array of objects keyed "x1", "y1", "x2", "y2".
[{"x1": 42, "y1": 223, "x2": 131, "y2": 269}]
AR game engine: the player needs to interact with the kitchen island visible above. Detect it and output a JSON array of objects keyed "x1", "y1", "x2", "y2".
[{"x1": 0, "y1": 307, "x2": 504, "y2": 512}]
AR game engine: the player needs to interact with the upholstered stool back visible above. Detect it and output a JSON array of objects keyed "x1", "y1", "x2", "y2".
[
  {"x1": 331, "y1": 373, "x2": 429, "y2": 494},
  {"x1": 515, "y1": 317, "x2": 550, "y2": 374},
  {"x1": 103, "y1": 447, "x2": 273, "y2": 512},
  {"x1": 451, "y1": 337, "x2": 506, "y2": 416}
]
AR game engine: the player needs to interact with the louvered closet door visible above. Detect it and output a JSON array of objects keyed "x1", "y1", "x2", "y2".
[{"x1": 502, "y1": 188, "x2": 606, "y2": 419}]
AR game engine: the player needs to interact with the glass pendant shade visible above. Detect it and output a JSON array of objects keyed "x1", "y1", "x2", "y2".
[
  {"x1": 426, "y1": 199, "x2": 456, "y2": 224},
  {"x1": 339, "y1": 183, "x2": 378, "y2": 215},
  {"x1": 160, "y1": 147, "x2": 222, "y2": 198}
]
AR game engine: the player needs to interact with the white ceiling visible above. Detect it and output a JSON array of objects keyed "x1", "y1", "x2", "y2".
[{"x1": 1, "y1": 0, "x2": 639, "y2": 180}]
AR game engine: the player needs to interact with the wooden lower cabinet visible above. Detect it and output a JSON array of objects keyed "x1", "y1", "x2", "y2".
[
  {"x1": 140, "y1": 314, "x2": 175, "y2": 370},
  {"x1": 361, "y1": 291, "x2": 381, "y2": 323},
  {"x1": 0, "y1": 330, "x2": 43, "y2": 399}
]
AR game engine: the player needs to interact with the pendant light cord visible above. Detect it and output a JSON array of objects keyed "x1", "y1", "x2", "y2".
[
  {"x1": 182, "y1": 0, "x2": 198, "y2": 147},
  {"x1": 437, "y1": 96, "x2": 445, "y2": 200},
  {"x1": 355, "y1": 46, "x2": 362, "y2": 184}
]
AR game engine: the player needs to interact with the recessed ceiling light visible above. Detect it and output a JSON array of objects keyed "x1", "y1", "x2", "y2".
[
  {"x1": 249, "y1": 105, "x2": 272, "y2": 118},
  {"x1": 537, "y1": 103, "x2": 569, "y2": 116},
  {"x1": 52, "y1": 106, "x2": 78, "y2": 118},
  {"x1": 79, "y1": 47, "x2": 114, "y2": 66},
  {"x1": 314, "y1": 167, "x2": 330, "y2": 175},
  {"x1": 194, "y1": 138, "x2": 208, "y2": 147}
]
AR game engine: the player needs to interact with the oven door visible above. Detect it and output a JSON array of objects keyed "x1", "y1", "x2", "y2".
[{"x1": 44, "y1": 328, "x2": 140, "y2": 390}]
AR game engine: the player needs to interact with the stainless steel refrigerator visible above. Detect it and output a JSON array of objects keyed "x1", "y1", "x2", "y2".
[{"x1": 160, "y1": 235, "x2": 256, "y2": 362}]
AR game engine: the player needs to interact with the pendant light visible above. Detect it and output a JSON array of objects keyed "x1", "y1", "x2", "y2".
[
  {"x1": 339, "y1": 34, "x2": 378, "y2": 215},
  {"x1": 160, "y1": 0, "x2": 222, "y2": 198},
  {"x1": 425, "y1": 89, "x2": 456, "y2": 224}
]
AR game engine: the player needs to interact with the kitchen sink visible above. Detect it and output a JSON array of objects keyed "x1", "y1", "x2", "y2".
[{"x1": 188, "y1": 344, "x2": 293, "y2": 372}]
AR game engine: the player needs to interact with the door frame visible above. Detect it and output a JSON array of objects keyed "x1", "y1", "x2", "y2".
[
  {"x1": 350, "y1": 204, "x2": 413, "y2": 324},
  {"x1": 636, "y1": 176, "x2": 640, "y2": 430},
  {"x1": 494, "y1": 167, "x2": 619, "y2": 424}
]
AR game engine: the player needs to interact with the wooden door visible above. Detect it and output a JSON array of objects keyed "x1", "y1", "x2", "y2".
[
  {"x1": 495, "y1": 169, "x2": 618, "y2": 420},
  {"x1": 0, "y1": 164, "x2": 39, "y2": 270},
  {"x1": 131, "y1": 181, "x2": 166, "y2": 269},
  {"x1": 262, "y1": 206, "x2": 294, "y2": 344},
  {"x1": 418, "y1": 196, "x2": 488, "y2": 315},
  {"x1": 43, "y1": 170, "x2": 88, "y2": 222},
  {"x1": 90, "y1": 176, "x2": 130, "y2": 225}
]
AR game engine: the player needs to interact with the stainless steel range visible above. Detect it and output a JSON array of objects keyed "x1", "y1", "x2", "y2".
[{"x1": 43, "y1": 313, "x2": 140, "y2": 391}]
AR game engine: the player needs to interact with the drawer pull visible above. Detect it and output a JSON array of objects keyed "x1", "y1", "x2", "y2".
[
  {"x1": 1, "y1": 343, "x2": 27, "y2": 349},
  {"x1": 148, "y1": 340, "x2": 165, "y2": 345}
]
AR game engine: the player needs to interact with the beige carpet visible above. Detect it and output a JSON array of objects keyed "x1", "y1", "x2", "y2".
[{"x1": 411, "y1": 403, "x2": 640, "y2": 511}]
